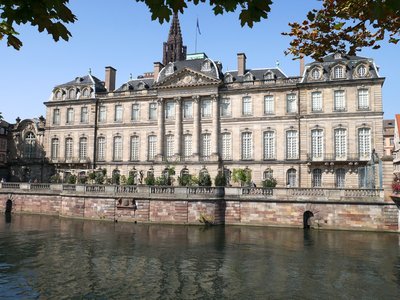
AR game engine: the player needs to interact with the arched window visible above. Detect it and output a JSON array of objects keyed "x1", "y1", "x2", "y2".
[
  {"x1": 287, "y1": 168, "x2": 297, "y2": 187},
  {"x1": 55, "y1": 90, "x2": 62, "y2": 99},
  {"x1": 182, "y1": 134, "x2": 192, "y2": 160},
  {"x1": 201, "y1": 133, "x2": 211, "y2": 160},
  {"x1": 358, "y1": 128, "x2": 371, "y2": 160},
  {"x1": 263, "y1": 168, "x2": 273, "y2": 180},
  {"x1": 165, "y1": 63, "x2": 174, "y2": 76},
  {"x1": 286, "y1": 130, "x2": 298, "y2": 159},
  {"x1": 311, "y1": 129, "x2": 324, "y2": 160},
  {"x1": 224, "y1": 73, "x2": 233, "y2": 83},
  {"x1": 79, "y1": 137, "x2": 87, "y2": 160},
  {"x1": 264, "y1": 71, "x2": 274, "y2": 80},
  {"x1": 148, "y1": 135, "x2": 157, "y2": 161},
  {"x1": 312, "y1": 168, "x2": 322, "y2": 187},
  {"x1": 336, "y1": 168, "x2": 346, "y2": 188},
  {"x1": 165, "y1": 135, "x2": 174, "y2": 160},
  {"x1": 82, "y1": 88, "x2": 90, "y2": 97},
  {"x1": 334, "y1": 128, "x2": 347, "y2": 159},
  {"x1": 51, "y1": 138, "x2": 59, "y2": 160},
  {"x1": 113, "y1": 136, "x2": 122, "y2": 161},
  {"x1": 65, "y1": 138, "x2": 73, "y2": 160},
  {"x1": 263, "y1": 131, "x2": 275, "y2": 160},
  {"x1": 130, "y1": 136, "x2": 139, "y2": 161},
  {"x1": 243, "y1": 73, "x2": 254, "y2": 82},
  {"x1": 357, "y1": 65, "x2": 367, "y2": 77},
  {"x1": 24, "y1": 132, "x2": 36, "y2": 158},
  {"x1": 201, "y1": 59, "x2": 212, "y2": 72},
  {"x1": 68, "y1": 89, "x2": 76, "y2": 99},
  {"x1": 220, "y1": 132, "x2": 231, "y2": 160},
  {"x1": 97, "y1": 137, "x2": 106, "y2": 161},
  {"x1": 333, "y1": 66, "x2": 345, "y2": 79},
  {"x1": 311, "y1": 68, "x2": 321, "y2": 80}
]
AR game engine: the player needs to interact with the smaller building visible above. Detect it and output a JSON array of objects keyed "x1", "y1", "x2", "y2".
[
  {"x1": 394, "y1": 115, "x2": 400, "y2": 178},
  {"x1": 0, "y1": 120, "x2": 10, "y2": 180},
  {"x1": 383, "y1": 119, "x2": 395, "y2": 157}
]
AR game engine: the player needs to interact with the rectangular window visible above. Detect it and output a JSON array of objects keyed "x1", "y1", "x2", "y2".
[
  {"x1": 287, "y1": 94, "x2": 297, "y2": 113},
  {"x1": 311, "y1": 129, "x2": 324, "y2": 160},
  {"x1": 263, "y1": 131, "x2": 275, "y2": 159},
  {"x1": 80, "y1": 107, "x2": 88, "y2": 123},
  {"x1": 241, "y1": 132, "x2": 252, "y2": 160},
  {"x1": 97, "y1": 137, "x2": 105, "y2": 161},
  {"x1": 358, "y1": 167, "x2": 367, "y2": 188},
  {"x1": 334, "y1": 90, "x2": 345, "y2": 111},
  {"x1": 221, "y1": 133, "x2": 231, "y2": 160},
  {"x1": 113, "y1": 136, "x2": 122, "y2": 161},
  {"x1": 165, "y1": 135, "x2": 174, "y2": 159},
  {"x1": 148, "y1": 135, "x2": 157, "y2": 160},
  {"x1": 65, "y1": 138, "x2": 73, "y2": 160},
  {"x1": 311, "y1": 92, "x2": 322, "y2": 112},
  {"x1": 165, "y1": 101, "x2": 175, "y2": 120},
  {"x1": 51, "y1": 138, "x2": 59, "y2": 160},
  {"x1": 66, "y1": 108, "x2": 74, "y2": 124},
  {"x1": 201, "y1": 99, "x2": 212, "y2": 118},
  {"x1": 131, "y1": 104, "x2": 140, "y2": 121},
  {"x1": 98, "y1": 105, "x2": 106, "y2": 122},
  {"x1": 130, "y1": 136, "x2": 139, "y2": 161},
  {"x1": 183, "y1": 134, "x2": 192, "y2": 159},
  {"x1": 149, "y1": 103, "x2": 157, "y2": 120},
  {"x1": 201, "y1": 134, "x2": 211, "y2": 160},
  {"x1": 114, "y1": 105, "x2": 123, "y2": 122},
  {"x1": 242, "y1": 97, "x2": 252, "y2": 116},
  {"x1": 183, "y1": 100, "x2": 193, "y2": 119},
  {"x1": 286, "y1": 130, "x2": 298, "y2": 159},
  {"x1": 79, "y1": 137, "x2": 87, "y2": 160},
  {"x1": 358, "y1": 128, "x2": 371, "y2": 160},
  {"x1": 220, "y1": 98, "x2": 231, "y2": 117},
  {"x1": 264, "y1": 95, "x2": 274, "y2": 114},
  {"x1": 334, "y1": 128, "x2": 347, "y2": 159},
  {"x1": 53, "y1": 109, "x2": 60, "y2": 125},
  {"x1": 358, "y1": 89, "x2": 369, "y2": 110}
]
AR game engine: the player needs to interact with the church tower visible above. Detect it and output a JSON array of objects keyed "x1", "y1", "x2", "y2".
[{"x1": 162, "y1": 13, "x2": 187, "y2": 65}]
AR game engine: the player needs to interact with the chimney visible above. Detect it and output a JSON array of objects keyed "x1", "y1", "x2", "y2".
[
  {"x1": 300, "y1": 54, "x2": 305, "y2": 76},
  {"x1": 105, "y1": 66, "x2": 116, "y2": 92},
  {"x1": 237, "y1": 53, "x2": 246, "y2": 76},
  {"x1": 153, "y1": 62, "x2": 164, "y2": 81}
]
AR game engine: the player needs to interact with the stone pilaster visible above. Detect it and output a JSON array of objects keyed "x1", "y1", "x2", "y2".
[
  {"x1": 211, "y1": 94, "x2": 219, "y2": 160},
  {"x1": 156, "y1": 98, "x2": 164, "y2": 161},
  {"x1": 174, "y1": 97, "x2": 182, "y2": 159},
  {"x1": 192, "y1": 95, "x2": 200, "y2": 160}
]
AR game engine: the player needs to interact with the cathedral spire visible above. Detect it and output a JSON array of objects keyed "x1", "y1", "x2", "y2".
[{"x1": 163, "y1": 13, "x2": 187, "y2": 65}]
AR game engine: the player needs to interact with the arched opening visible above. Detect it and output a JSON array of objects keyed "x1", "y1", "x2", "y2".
[
  {"x1": 303, "y1": 211, "x2": 314, "y2": 229},
  {"x1": 5, "y1": 199, "x2": 12, "y2": 214}
]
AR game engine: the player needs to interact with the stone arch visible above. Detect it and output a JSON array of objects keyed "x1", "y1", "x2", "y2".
[
  {"x1": 303, "y1": 210, "x2": 314, "y2": 229},
  {"x1": 5, "y1": 199, "x2": 12, "y2": 214}
]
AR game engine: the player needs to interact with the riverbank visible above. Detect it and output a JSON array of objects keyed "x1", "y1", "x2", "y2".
[{"x1": 1, "y1": 183, "x2": 398, "y2": 232}]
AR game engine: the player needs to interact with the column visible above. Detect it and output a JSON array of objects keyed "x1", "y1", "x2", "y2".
[
  {"x1": 211, "y1": 94, "x2": 219, "y2": 160},
  {"x1": 192, "y1": 95, "x2": 200, "y2": 160},
  {"x1": 156, "y1": 97, "x2": 164, "y2": 161},
  {"x1": 174, "y1": 97, "x2": 182, "y2": 158}
]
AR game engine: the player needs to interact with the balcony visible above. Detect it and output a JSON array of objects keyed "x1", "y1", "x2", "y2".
[
  {"x1": 306, "y1": 153, "x2": 370, "y2": 163},
  {"x1": 51, "y1": 157, "x2": 91, "y2": 164}
]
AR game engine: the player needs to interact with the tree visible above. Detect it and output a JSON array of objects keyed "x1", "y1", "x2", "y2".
[{"x1": 2, "y1": 1, "x2": 399, "y2": 59}]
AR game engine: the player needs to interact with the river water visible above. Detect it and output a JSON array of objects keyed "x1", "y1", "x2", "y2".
[{"x1": 0, "y1": 214, "x2": 400, "y2": 299}]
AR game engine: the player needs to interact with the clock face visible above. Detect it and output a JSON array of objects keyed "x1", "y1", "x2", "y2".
[{"x1": 183, "y1": 75, "x2": 193, "y2": 84}]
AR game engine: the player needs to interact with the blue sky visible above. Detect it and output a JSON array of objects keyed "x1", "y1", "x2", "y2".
[{"x1": 0, "y1": 0, "x2": 398, "y2": 121}]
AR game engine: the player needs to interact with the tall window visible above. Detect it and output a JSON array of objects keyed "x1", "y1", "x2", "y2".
[
  {"x1": 201, "y1": 133, "x2": 211, "y2": 160},
  {"x1": 80, "y1": 107, "x2": 88, "y2": 123},
  {"x1": 65, "y1": 138, "x2": 73, "y2": 160},
  {"x1": 97, "y1": 137, "x2": 106, "y2": 161},
  {"x1": 287, "y1": 168, "x2": 297, "y2": 187},
  {"x1": 165, "y1": 101, "x2": 175, "y2": 119},
  {"x1": 263, "y1": 131, "x2": 275, "y2": 160},
  {"x1": 358, "y1": 128, "x2": 371, "y2": 160},
  {"x1": 263, "y1": 169, "x2": 273, "y2": 180},
  {"x1": 113, "y1": 136, "x2": 122, "y2": 161},
  {"x1": 24, "y1": 132, "x2": 36, "y2": 158},
  {"x1": 286, "y1": 130, "x2": 298, "y2": 159},
  {"x1": 53, "y1": 109, "x2": 60, "y2": 125},
  {"x1": 51, "y1": 138, "x2": 59, "y2": 160},
  {"x1": 311, "y1": 92, "x2": 322, "y2": 112},
  {"x1": 165, "y1": 135, "x2": 174, "y2": 159},
  {"x1": 312, "y1": 168, "x2": 322, "y2": 187},
  {"x1": 311, "y1": 129, "x2": 324, "y2": 160},
  {"x1": 149, "y1": 103, "x2": 157, "y2": 120},
  {"x1": 334, "y1": 128, "x2": 347, "y2": 159},
  {"x1": 98, "y1": 105, "x2": 106, "y2": 122},
  {"x1": 334, "y1": 90, "x2": 345, "y2": 111},
  {"x1": 183, "y1": 134, "x2": 192, "y2": 159},
  {"x1": 183, "y1": 100, "x2": 193, "y2": 119},
  {"x1": 131, "y1": 104, "x2": 139, "y2": 121},
  {"x1": 148, "y1": 135, "x2": 157, "y2": 160},
  {"x1": 336, "y1": 168, "x2": 346, "y2": 188},
  {"x1": 358, "y1": 89, "x2": 369, "y2": 110},
  {"x1": 264, "y1": 95, "x2": 274, "y2": 114},
  {"x1": 68, "y1": 89, "x2": 76, "y2": 99},
  {"x1": 241, "y1": 132, "x2": 252, "y2": 160},
  {"x1": 130, "y1": 136, "x2": 139, "y2": 161},
  {"x1": 220, "y1": 98, "x2": 231, "y2": 117},
  {"x1": 201, "y1": 99, "x2": 212, "y2": 118},
  {"x1": 66, "y1": 108, "x2": 74, "y2": 124},
  {"x1": 242, "y1": 96, "x2": 252, "y2": 116},
  {"x1": 221, "y1": 132, "x2": 231, "y2": 160},
  {"x1": 79, "y1": 137, "x2": 87, "y2": 160},
  {"x1": 333, "y1": 66, "x2": 344, "y2": 79},
  {"x1": 286, "y1": 94, "x2": 297, "y2": 113},
  {"x1": 114, "y1": 105, "x2": 123, "y2": 122},
  {"x1": 358, "y1": 167, "x2": 367, "y2": 188}
]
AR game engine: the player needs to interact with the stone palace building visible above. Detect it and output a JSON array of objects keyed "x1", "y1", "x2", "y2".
[{"x1": 43, "y1": 14, "x2": 385, "y2": 188}]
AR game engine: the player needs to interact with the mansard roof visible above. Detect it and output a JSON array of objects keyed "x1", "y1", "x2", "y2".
[
  {"x1": 54, "y1": 74, "x2": 107, "y2": 92},
  {"x1": 223, "y1": 68, "x2": 287, "y2": 82},
  {"x1": 115, "y1": 78, "x2": 155, "y2": 92}
]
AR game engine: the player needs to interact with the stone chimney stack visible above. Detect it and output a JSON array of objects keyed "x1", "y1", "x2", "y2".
[
  {"x1": 237, "y1": 53, "x2": 247, "y2": 76},
  {"x1": 105, "y1": 66, "x2": 116, "y2": 92},
  {"x1": 300, "y1": 54, "x2": 305, "y2": 76},
  {"x1": 153, "y1": 62, "x2": 164, "y2": 81}
]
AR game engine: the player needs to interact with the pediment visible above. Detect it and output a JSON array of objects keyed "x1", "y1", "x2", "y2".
[{"x1": 156, "y1": 68, "x2": 221, "y2": 89}]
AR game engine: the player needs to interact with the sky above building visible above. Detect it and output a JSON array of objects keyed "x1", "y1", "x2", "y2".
[{"x1": 0, "y1": 0, "x2": 398, "y2": 122}]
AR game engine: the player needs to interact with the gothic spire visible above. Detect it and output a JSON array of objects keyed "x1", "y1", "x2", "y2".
[{"x1": 163, "y1": 13, "x2": 187, "y2": 66}]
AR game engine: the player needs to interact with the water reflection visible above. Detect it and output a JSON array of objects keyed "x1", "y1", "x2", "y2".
[{"x1": 0, "y1": 214, "x2": 399, "y2": 299}]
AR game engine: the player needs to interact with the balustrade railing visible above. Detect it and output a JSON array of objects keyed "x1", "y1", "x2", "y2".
[
  {"x1": 114, "y1": 185, "x2": 138, "y2": 194},
  {"x1": 241, "y1": 187, "x2": 273, "y2": 196},
  {"x1": 85, "y1": 185, "x2": 105, "y2": 193},
  {"x1": 30, "y1": 183, "x2": 51, "y2": 190},
  {"x1": 306, "y1": 153, "x2": 370, "y2": 162},
  {"x1": 150, "y1": 186, "x2": 175, "y2": 194},
  {"x1": 0, "y1": 183, "x2": 21, "y2": 189}
]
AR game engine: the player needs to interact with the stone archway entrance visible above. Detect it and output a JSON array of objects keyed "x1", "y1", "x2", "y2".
[{"x1": 303, "y1": 211, "x2": 314, "y2": 229}]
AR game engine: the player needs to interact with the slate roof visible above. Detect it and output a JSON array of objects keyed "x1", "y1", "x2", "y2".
[
  {"x1": 55, "y1": 74, "x2": 107, "y2": 92},
  {"x1": 115, "y1": 78, "x2": 155, "y2": 92},
  {"x1": 223, "y1": 68, "x2": 287, "y2": 83}
]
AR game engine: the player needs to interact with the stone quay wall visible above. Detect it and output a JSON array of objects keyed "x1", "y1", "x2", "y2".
[{"x1": 0, "y1": 183, "x2": 398, "y2": 232}]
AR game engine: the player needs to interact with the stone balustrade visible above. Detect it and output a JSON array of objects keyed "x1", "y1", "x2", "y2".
[{"x1": 0, "y1": 183, "x2": 384, "y2": 202}]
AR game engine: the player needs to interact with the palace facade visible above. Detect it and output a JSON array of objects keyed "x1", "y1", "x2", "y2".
[{"x1": 43, "y1": 14, "x2": 385, "y2": 188}]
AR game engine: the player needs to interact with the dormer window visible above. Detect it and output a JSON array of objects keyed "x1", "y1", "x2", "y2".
[
  {"x1": 334, "y1": 53, "x2": 342, "y2": 60},
  {"x1": 224, "y1": 73, "x2": 233, "y2": 83},
  {"x1": 68, "y1": 89, "x2": 76, "y2": 99},
  {"x1": 263, "y1": 71, "x2": 274, "y2": 80},
  {"x1": 82, "y1": 88, "x2": 90, "y2": 98},
  {"x1": 165, "y1": 63, "x2": 175, "y2": 76},
  {"x1": 311, "y1": 68, "x2": 321, "y2": 80},
  {"x1": 333, "y1": 66, "x2": 345, "y2": 79},
  {"x1": 55, "y1": 90, "x2": 62, "y2": 100},
  {"x1": 201, "y1": 59, "x2": 212, "y2": 72},
  {"x1": 137, "y1": 82, "x2": 145, "y2": 90},
  {"x1": 357, "y1": 65, "x2": 367, "y2": 77},
  {"x1": 243, "y1": 73, "x2": 254, "y2": 82}
]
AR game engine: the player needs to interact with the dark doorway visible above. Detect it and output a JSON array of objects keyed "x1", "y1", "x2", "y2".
[
  {"x1": 5, "y1": 199, "x2": 12, "y2": 214},
  {"x1": 303, "y1": 211, "x2": 314, "y2": 229}
]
